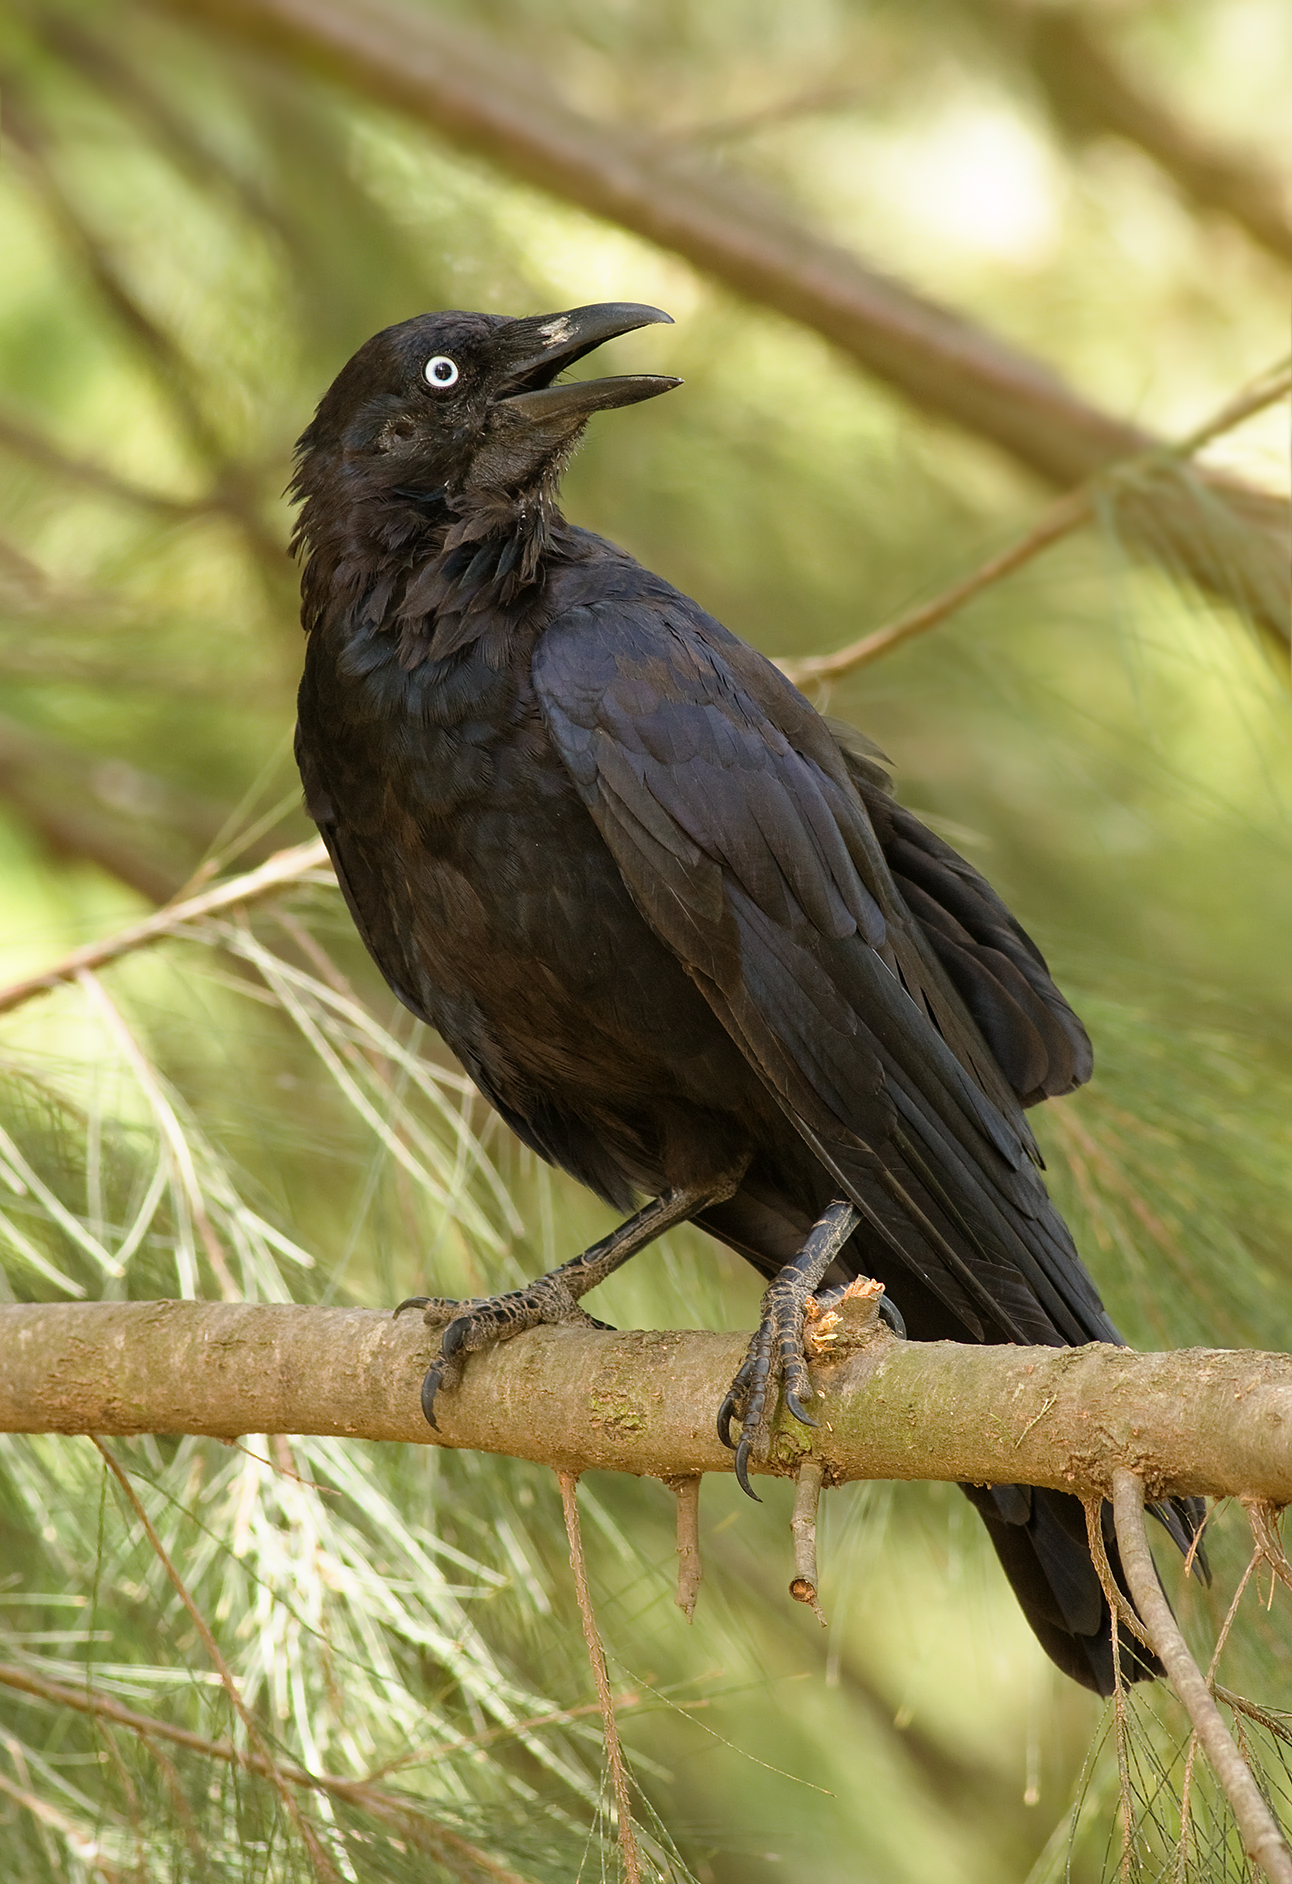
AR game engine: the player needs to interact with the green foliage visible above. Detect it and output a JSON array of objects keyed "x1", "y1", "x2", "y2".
[{"x1": 0, "y1": 0, "x2": 1289, "y2": 1878}]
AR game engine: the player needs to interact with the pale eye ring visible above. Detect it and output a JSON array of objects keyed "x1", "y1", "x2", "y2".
[{"x1": 424, "y1": 355, "x2": 459, "y2": 389}]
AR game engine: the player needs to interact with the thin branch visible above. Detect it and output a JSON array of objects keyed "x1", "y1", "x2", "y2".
[
  {"x1": 1111, "y1": 1469, "x2": 1292, "y2": 1884},
  {"x1": 5, "y1": 1303, "x2": 1292, "y2": 1504},
  {"x1": 1175, "y1": 1545, "x2": 1262, "y2": 1882},
  {"x1": 669, "y1": 1476, "x2": 703, "y2": 1622},
  {"x1": 779, "y1": 361, "x2": 1291, "y2": 685},
  {"x1": 91, "y1": 1438, "x2": 343, "y2": 1882},
  {"x1": 0, "y1": 407, "x2": 224, "y2": 522},
  {"x1": 0, "y1": 1661, "x2": 537, "y2": 1884},
  {"x1": 155, "y1": 0, "x2": 1290, "y2": 637},
  {"x1": 779, "y1": 488, "x2": 1088, "y2": 685},
  {"x1": 0, "y1": 837, "x2": 330, "y2": 1018},
  {"x1": 1, "y1": 90, "x2": 287, "y2": 582},
  {"x1": 788, "y1": 1459, "x2": 827, "y2": 1626},
  {"x1": 558, "y1": 1471, "x2": 642, "y2": 1884},
  {"x1": 679, "y1": 81, "x2": 880, "y2": 147}
]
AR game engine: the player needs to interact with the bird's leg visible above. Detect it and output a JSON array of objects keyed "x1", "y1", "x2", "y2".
[
  {"x1": 396, "y1": 1177, "x2": 739, "y2": 1429},
  {"x1": 717, "y1": 1198, "x2": 862, "y2": 1500}
]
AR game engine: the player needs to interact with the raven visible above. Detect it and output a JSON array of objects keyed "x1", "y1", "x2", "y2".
[{"x1": 292, "y1": 301, "x2": 1203, "y2": 1694}]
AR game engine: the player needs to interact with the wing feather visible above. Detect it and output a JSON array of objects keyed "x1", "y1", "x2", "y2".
[{"x1": 535, "y1": 594, "x2": 1117, "y2": 1349}]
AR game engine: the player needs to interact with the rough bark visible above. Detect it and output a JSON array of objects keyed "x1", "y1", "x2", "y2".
[{"x1": 3, "y1": 1301, "x2": 1290, "y2": 1501}]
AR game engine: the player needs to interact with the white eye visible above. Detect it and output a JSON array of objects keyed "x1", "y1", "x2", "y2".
[{"x1": 423, "y1": 355, "x2": 459, "y2": 389}]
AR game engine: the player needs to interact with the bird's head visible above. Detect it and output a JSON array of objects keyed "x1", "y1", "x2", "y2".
[{"x1": 293, "y1": 302, "x2": 678, "y2": 521}]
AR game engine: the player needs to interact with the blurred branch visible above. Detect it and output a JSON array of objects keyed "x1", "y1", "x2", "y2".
[
  {"x1": 0, "y1": 88, "x2": 289, "y2": 582},
  {"x1": 3, "y1": 1302, "x2": 1292, "y2": 1503},
  {"x1": 968, "y1": 0, "x2": 1292, "y2": 271},
  {"x1": 153, "y1": 0, "x2": 1289, "y2": 645},
  {"x1": 0, "y1": 533, "x2": 51, "y2": 599},
  {"x1": 0, "y1": 406, "x2": 231, "y2": 523},
  {"x1": 0, "y1": 713, "x2": 301, "y2": 906},
  {"x1": 0, "y1": 1662, "x2": 540, "y2": 1884},
  {"x1": 680, "y1": 81, "x2": 881, "y2": 147},
  {"x1": 35, "y1": 14, "x2": 299, "y2": 250},
  {"x1": 0, "y1": 714, "x2": 195, "y2": 903},
  {"x1": 780, "y1": 360, "x2": 1292, "y2": 684},
  {"x1": 0, "y1": 836, "x2": 330, "y2": 1016}
]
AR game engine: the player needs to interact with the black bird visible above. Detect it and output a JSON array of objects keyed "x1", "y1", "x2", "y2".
[{"x1": 292, "y1": 301, "x2": 1203, "y2": 1695}]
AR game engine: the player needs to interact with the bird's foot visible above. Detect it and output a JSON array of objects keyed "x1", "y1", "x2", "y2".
[
  {"x1": 718, "y1": 1275, "x2": 819, "y2": 1499},
  {"x1": 394, "y1": 1277, "x2": 615, "y2": 1429},
  {"x1": 716, "y1": 1199, "x2": 862, "y2": 1500},
  {"x1": 395, "y1": 1179, "x2": 739, "y2": 1430}
]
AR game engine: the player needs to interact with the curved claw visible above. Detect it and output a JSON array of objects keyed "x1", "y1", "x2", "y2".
[
  {"x1": 734, "y1": 1437, "x2": 761, "y2": 1502},
  {"x1": 716, "y1": 1393, "x2": 739, "y2": 1450},
  {"x1": 879, "y1": 1292, "x2": 906, "y2": 1339},
  {"x1": 393, "y1": 1295, "x2": 433, "y2": 1318},
  {"x1": 420, "y1": 1364, "x2": 443, "y2": 1430},
  {"x1": 784, "y1": 1390, "x2": 819, "y2": 1429}
]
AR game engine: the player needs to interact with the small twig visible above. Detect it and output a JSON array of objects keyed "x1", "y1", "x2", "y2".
[
  {"x1": 1111, "y1": 1469, "x2": 1292, "y2": 1884},
  {"x1": 788, "y1": 1459, "x2": 828, "y2": 1627},
  {"x1": 1175, "y1": 1546, "x2": 1262, "y2": 1882},
  {"x1": 558, "y1": 1471, "x2": 642, "y2": 1884},
  {"x1": 91, "y1": 1438, "x2": 343, "y2": 1884},
  {"x1": 780, "y1": 488, "x2": 1091, "y2": 685},
  {"x1": 777, "y1": 360, "x2": 1292, "y2": 687},
  {"x1": 0, "y1": 837, "x2": 329, "y2": 1017},
  {"x1": 1082, "y1": 1495, "x2": 1154, "y2": 1655},
  {"x1": 668, "y1": 1475, "x2": 703, "y2": 1621}
]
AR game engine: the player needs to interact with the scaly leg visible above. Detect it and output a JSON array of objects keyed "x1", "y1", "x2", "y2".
[
  {"x1": 717, "y1": 1199, "x2": 863, "y2": 1499},
  {"x1": 396, "y1": 1177, "x2": 740, "y2": 1428}
]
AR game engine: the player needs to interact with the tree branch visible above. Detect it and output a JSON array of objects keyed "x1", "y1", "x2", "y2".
[
  {"x1": 3, "y1": 1302, "x2": 1291, "y2": 1501},
  {"x1": 970, "y1": 0, "x2": 1292, "y2": 271},
  {"x1": 779, "y1": 362, "x2": 1291, "y2": 685},
  {"x1": 0, "y1": 837, "x2": 330, "y2": 1016},
  {"x1": 1112, "y1": 1470, "x2": 1292, "y2": 1884},
  {"x1": 152, "y1": 0, "x2": 1290, "y2": 645}
]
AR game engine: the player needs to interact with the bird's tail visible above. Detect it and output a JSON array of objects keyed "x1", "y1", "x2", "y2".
[{"x1": 960, "y1": 1482, "x2": 1207, "y2": 1696}]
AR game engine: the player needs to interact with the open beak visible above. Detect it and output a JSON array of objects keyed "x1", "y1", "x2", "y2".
[{"x1": 491, "y1": 303, "x2": 680, "y2": 421}]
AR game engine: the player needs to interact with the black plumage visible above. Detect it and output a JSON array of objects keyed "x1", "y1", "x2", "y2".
[{"x1": 292, "y1": 301, "x2": 1203, "y2": 1695}]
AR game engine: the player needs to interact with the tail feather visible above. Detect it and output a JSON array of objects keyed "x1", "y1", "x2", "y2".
[{"x1": 961, "y1": 1482, "x2": 1207, "y2": 1696}]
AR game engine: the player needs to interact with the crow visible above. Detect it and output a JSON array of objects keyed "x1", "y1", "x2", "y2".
[{"x1": 291, "y1": 301, "x2": 1204, "y2": 1695}]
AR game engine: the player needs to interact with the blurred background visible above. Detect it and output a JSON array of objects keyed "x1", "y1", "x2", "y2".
[{"x1": 0, "y1": 1, "x2": 1288, "y2": 1879}]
